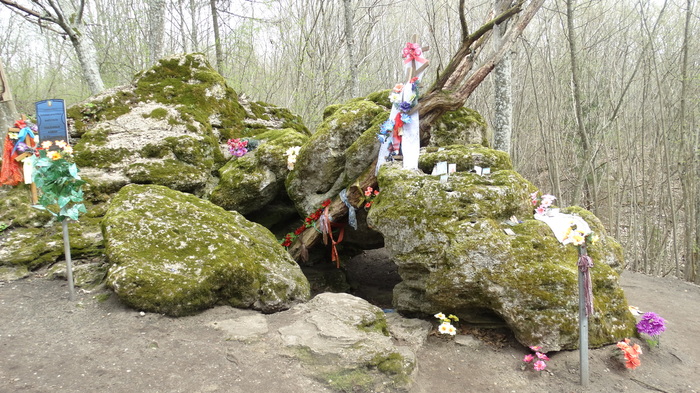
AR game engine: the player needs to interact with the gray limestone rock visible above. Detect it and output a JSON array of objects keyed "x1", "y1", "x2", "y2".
[{"x1": 102, "y1": 184, "x2": 310, "y2": 316}]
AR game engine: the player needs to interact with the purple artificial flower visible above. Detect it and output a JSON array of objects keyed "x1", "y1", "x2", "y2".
[
  {"x1": 399, "y1": 101, "x2": 412, "y2": 113},
  {"x1": 636, "y1": 312, "x2": 666, "y2": 336}
]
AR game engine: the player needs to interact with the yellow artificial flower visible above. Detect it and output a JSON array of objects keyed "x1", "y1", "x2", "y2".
[{"x1": 47, "y1": 151, "x2": 61, "y2": 160}]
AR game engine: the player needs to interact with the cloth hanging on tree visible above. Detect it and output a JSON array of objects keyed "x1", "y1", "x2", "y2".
[{"x1": 0, "y1": 135, "x2": 23, "y2": 186}]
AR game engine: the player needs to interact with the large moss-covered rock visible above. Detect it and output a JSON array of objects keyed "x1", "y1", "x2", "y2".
[
  {"x1": 102, "y1": 184, "x2": 310, "y2": 316},
  {"x1": 0, "y1": 216, "x2": 104, "y2": 276},
  {"x1": 68, "y1": 53, "x2": 307, "y2": 200},
  {"x1": 366, "y1": 153, "x2": 636, "y2": 351},
  {"x1": 210, "y1": 128, "x2": 308, "y2": 215},
  {"x1": 286, "y1": 99, "x2": 388, "y2": 216}
]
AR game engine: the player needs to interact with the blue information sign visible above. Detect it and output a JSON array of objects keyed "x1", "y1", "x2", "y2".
[{"x1": 35, "y1": 99, "x2": 68, "y2": 144}]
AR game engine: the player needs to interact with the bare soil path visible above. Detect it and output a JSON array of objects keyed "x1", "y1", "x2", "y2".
[{"x1": 1, "y1": 270, "x2": 698, "y2": 392}]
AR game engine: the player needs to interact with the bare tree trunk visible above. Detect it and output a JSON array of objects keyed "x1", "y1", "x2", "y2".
[
  {"x1": 148, "y1": 0, "x2": 167, "y2": 65},
  {"x1": 493, "y1": 0, "x2": 513, "y2": 153},
  {"x1": 566, "y1": 0, "x2": 592, "y2": 206},
  {"x1": 210, "y1": 0, "x2": 223, "y2": 74},
  {"x1": 189, "y1": 0, "x2": 199, "y2": 52},
  {"x1": 343, "y1": 0, "x2": 359, "y2": 98},
  {"x1": 0, "y1": 0, "x2": 106, "y2": 95},
  {"x1": 679, "y1": 0, "x2": 697, "y2": 282},
  {"x1": 0, "y1": 57, "x2": 19, "y2": 141}
]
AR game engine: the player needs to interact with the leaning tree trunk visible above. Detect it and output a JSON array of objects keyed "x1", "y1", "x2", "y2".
[
  {"x1": 286, "y1": 0, "x2": 545, "y2": 262},
  {"x1": 69, "y1": 33, "x2": 106, "y2": 96}
]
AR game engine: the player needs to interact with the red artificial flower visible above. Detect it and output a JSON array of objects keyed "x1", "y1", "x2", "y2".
[
  {"x1": 322, "y1": 199, "x2": 331, "y2": 207},
  {"x1": 365, "y1": 202, "x2": 372, "y2": 208},
  {"x1": 294, "y1": 226, "x2": 305, "y2": 235},
  {"x1": 281, "y1": 239, "x2": 292, "y2": 247},
  {"x1": 373, "y1": 190, "x2": 380, "y2": 196}
]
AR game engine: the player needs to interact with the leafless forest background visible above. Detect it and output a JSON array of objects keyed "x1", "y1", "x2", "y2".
[{"x1": 1, "y1": 0, "x2": 698, "y2": 283}]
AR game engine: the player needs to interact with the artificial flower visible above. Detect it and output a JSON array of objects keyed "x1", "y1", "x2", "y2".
[
  {"x1": 434, "y1": 312, "x2": 446, "y2": 320},
  {"x1": 533, "y1": 360, "x2": 547, "y2": 371},
  {"x1": 365, "y1": 202, "x2": 372, "y2": 208},
  {"x1": 536, "y1": 352, "x2": 550, "y2": 361},
  {"x1": 393, "y1": 83, "x2": 403, "y2": 93},
  {"x1": 399, "y1": 101, "x2": 412, "y2": 113},
  {"x1": 47, "y1": 151, "x2": 61, "y2": 160},
  {"x1": 438, "y1": 322, "x2": 456, "y2": 336},
  {"x1": 400, "y1": 113, "x2": 412, "y2": 124},
  {"x1": 636, "y1": 312, "x2": 666, "y2": 337},
  {"x1": 62, "y1": 145, "x2": 73, "y2": 154},
  {"x1": 41, "y1": 140, "x2": 53, "y2": 149},
  {"x1": 388, "y1": 92, "x2": 401, "y2": 103},
  {"x1": 55, "y1": 140, "x2": 67, "y2": 149},
  {"x1": 365, "y1": 187, "x2": 373, "y2": 197},
  {"x1": 523, "y1": 354, "x2": 534, "y2": 362}
]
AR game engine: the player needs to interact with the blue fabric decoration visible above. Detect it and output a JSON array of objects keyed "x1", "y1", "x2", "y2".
[
  {"x1": 339, "y1": 188, "x2": 357, "y2": 230},
  {"x1": 11, "y1": 127, "x2": 35, "y2": 155}
]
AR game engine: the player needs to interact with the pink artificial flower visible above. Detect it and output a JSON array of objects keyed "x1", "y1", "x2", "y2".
[
  {"x1": 529, "y1": 346, "x2": 542, "y2": 351},
  {"x1": 536, "y1": 206, "x2": 546, "y2": 215},
  {"x1": 536, "y1": 352, "x2": 550, "y2": 361},
  {"x1": 364, "y1": 187, "x2": 373, "y2": 197},
  {"x1": 523, "y1": 354, "x2": 534, "y2": 363},
  {"x1": 533, "y1": 360, "x2": 547, "y2": 371}
]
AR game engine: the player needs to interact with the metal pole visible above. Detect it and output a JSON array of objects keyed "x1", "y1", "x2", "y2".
[
  {"x1": 62, "y1": 220, "x2": 76, "y2": 301},
  {"x1": 578, "y1": 247, "x2": 589, "y2": 386}
]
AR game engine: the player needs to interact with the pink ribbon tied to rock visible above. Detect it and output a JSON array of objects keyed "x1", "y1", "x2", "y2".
[{"x1": 402, "y1": 42, "x2": 427, "y2": 64}]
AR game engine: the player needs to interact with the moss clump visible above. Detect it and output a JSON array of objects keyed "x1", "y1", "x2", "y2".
[
  {"x1": 431, "y1": 107, "x2": 489, "y2": 147},
  {"x1": 358, "y1": 311, "x2": 390, "y2": 336},
  {"x1": 144, "y1": 107, "x2": 169, "y2": 120},
  {"x1": 139, "y1": 143, "x2": 170, "y2": 159},
  {"x1": 323, "y1": 369, "x2": 375, "y2": 393},
  {"x1": 73, "y1": 145, "x2": 130, "y2": 169},
  {"x1": 364, "y1": 89, "x2": 392, "y2": 109},
  {"x1": 126, "y1": 159, "x2": 207, "y2": 193},
  {"x1": 419, "y1": 144, "x2": 513, "y2": 174},
  {"x1": 249, "y1": 102, "x2": 270, "y2": 120}
]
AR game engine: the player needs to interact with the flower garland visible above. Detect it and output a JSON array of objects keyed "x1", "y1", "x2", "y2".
[
  {"x1": 377, "y1": 76, "x2": 420, "y2": 152},
  {"x1": 279, "y1": 199, "x2": 332, "y2": 248}
]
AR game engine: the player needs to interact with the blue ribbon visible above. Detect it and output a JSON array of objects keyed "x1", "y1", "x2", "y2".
[
  {"x1": 339, "y1": 188, "x2": 357, "y2": 230},
  {"x1": 11, "y1": 127, "x2": 35, "y2": 155}
]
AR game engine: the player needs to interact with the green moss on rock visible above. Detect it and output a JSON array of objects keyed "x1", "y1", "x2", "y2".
[{"x1": 103, "y1": 184, "x2": 310, "y2": 316}]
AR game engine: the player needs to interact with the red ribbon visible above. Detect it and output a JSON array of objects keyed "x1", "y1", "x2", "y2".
[
  {"x1": 391, "y1": 112, "x2": 403, "y2": 153},
  {"x1": 322, "y1": 206, "x2": 345, "y2": 268},
  {"x1": 402, "y1": 42, "x2": 427, "y2": 64}
]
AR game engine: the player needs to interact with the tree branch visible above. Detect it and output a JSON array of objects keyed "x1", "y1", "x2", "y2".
[{"x1": 459, "y1": 0, "x2": 469, "y2": 41}]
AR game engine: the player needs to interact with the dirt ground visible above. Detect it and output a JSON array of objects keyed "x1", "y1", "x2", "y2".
[{"x1": 1, "y1": 253, "x2": 699, "y2": 393}]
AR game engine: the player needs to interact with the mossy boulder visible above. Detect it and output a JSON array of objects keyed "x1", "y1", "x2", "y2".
[
  {"x1": 286, "y1": 98, "x2": 388, "y2": 216},
  {"x1": 68, "y1": 53, "x2": 307, "y2": 200},
  {"x1": 209, "y1": 128, "x2": 308, "y2": 215},
  {"x1": 0, "y1": 184, "x2": 53, "y2": 228},
  {"x1": 366, "y1": 154, "x2": 636, "y2": 351},
  {"x1": 102, "y1": 184, "x2": 310, "y2": 316},
  {"x1": 277, "y1": 293, "x2": 415, "y2": 390},
  {"x1": 0, "y1": 216, "x2": 104, "y2": 275},
  {"x1": 427, "y1": 107, "x2": 490, "y2": 147}
]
